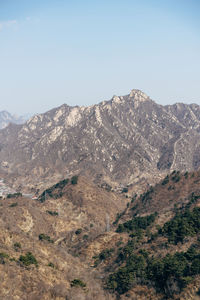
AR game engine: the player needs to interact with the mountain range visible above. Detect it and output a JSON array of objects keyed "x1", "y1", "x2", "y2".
[
  {"x1": 0, "y1": 110, "x2": 29, "y2": 129},
  {"x1": 0, "y1": 89, "x2": 199, "y2": 193}
]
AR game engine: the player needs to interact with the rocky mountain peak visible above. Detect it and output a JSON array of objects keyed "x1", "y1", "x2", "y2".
[
  {"x1": 110, "y1": 89, "x2": 150, "y2": 107},
  {"x1": 129, "y1": 89, "x2": 150, "y2": 101}
]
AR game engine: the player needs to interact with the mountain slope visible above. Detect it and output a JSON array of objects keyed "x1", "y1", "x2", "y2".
[
  {"x1": 83, "y1": 169, "x2": 200, "y2": 300},
  {"x1": 0, "y1": 89, "x2": 199, "y2": 192},
  {"x1": 0, "y1": 175, "x2": 126, "y2": 300},
  {"x1": 0, "y1": 170, "x2": 200, "y2": 299}
]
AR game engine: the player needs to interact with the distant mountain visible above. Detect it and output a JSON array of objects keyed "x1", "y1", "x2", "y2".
[
  {"x1": 0, "y1": 89, "x2": 199, "y2": 192},
  {"x1": 0, "y1": 110, "x2": 29, "y2": 129}
]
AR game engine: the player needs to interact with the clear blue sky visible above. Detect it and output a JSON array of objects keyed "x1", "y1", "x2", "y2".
[{"x1": 0, "y1": 0, "x2": 200, "y2": 115}]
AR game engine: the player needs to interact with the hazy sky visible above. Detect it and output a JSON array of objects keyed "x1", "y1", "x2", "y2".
[{"x1": 0, "y1": 0, "x2": 200, "y2": 115}]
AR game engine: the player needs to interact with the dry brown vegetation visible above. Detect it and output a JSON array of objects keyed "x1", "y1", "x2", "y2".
[
  {"x1": 0, "y1": 176, "x2": 126, "y2": 299},
  {"x1": 0, "y1": 171, "x2": 200, "y2": 299}
]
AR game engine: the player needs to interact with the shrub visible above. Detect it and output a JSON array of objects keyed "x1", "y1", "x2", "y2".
[
  {"x1": 131, "y1": 194, "x2": 137, "y2": 203},
  {"x1": 75, "y1": 228, "x2": 82, "y2": 235},
  {"x1": 39, "y1": 233, "x2": 54, "y2": 243},
  {"x1": 94, "y1": 248, "x2": 114, "y2": 266},
  {"x1": 70, "y1": 279, "x2": 86, "y2": 288},
  {"x1": 0, "y1": 252, "x2": 9, "y2": 264},
  {"x1": 19, "y1": 252, "x2": 38, "y2": 266},
  {"x1": 113, "y1": 210, "x2": 126, "y2": 225},
  {"x1": 54, "y1": 178, "x2": 69, "y2": 189},
  {"x1": 46, "y1": 210, "x2": 58, "y2": 216},
  {"x1": 0, "y1": 252, "x2": 9, "y2": 258},
  {"x1": 171, "y1": 172, "x2": 181, "y2": 183},
  {"x1": 38, "y1": 178, "x2": 69, "y2": 202},
  {"x1": 131, "y1": 204, "x2": 138, "y2": 211},
  {"x1": 122, "y1": 187, "x2": 128, "y2": 193},
  {"x1": 140, "y1": 186, "x2": 154, "y2": 203},
  {"x1": 9, "y1": 202, "x2": 18, "y2": 207},
  {"x1": 14, "y1": 242, "x2": 21, "y2": 251},
  {"x1": 48, "y1": 262, "x2": 55, "y2": 268},
  {"x1": 162, "y1": 175, "x2": 169, "y2": 185},
  {"x1": 188, "y1": 192, "x2": 200, "y2": 206},
  {"x1": 7, "y1": 193, "x2": 22, "y2": 198},
  {"x1": 71, "y1": 176, "x2": 78, "y2": 185}
]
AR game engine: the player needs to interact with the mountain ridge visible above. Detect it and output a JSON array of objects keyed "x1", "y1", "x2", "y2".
[{"x1": 0, "y1": 89, "x2": 199, "y2": 193}]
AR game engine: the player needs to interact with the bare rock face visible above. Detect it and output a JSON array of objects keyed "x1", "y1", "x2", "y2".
[{"x1": 0, "y1": 89, "x2": 199, "y2": 191}]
